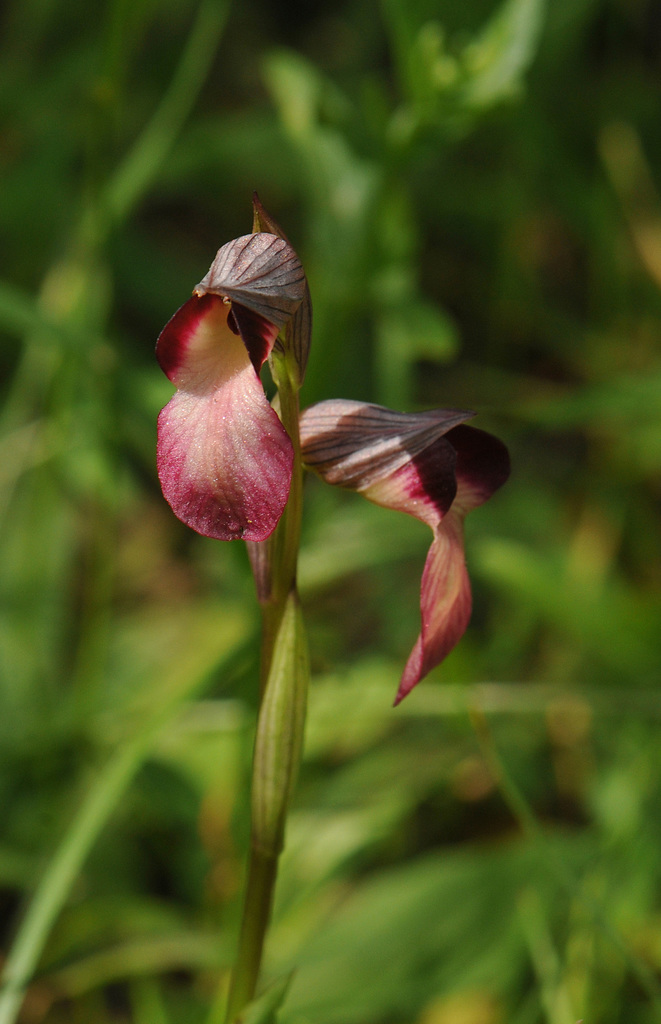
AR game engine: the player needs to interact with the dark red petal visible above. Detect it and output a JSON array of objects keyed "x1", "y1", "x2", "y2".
[
  {"x1": 230, "y1": 301, "x2": 280, "y2": 373},
  {"x1": 446, "y1": 424, "x2": 511, "y2": 514},
  {"x1": 299, "y1": 401, "x2": 508, "y2": 703},
  {"x1": 364, "y1": 437, "x2": 458, "y2": 526}
]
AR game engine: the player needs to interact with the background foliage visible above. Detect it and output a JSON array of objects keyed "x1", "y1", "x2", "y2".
[{"x1": 2, "y1": 0, "x2": 661, "y2": 1021}]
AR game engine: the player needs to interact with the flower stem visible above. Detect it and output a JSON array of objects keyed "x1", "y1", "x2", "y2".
[
  {"x1": 223, "y1": 353, "x2": 308, "y2": 1024},
  {"x1": 272, "y1": 360, "x2": 304, "y2": 599},
  {"x1": 223, "y1": 849, "x2": 278, "y2": 1023},
  {"x1": 256, "y1": 355, "x2": 304, "y2": 685}
]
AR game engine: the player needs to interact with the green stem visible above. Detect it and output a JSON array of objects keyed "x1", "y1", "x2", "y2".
[
  {"x1": 257, "y1": 360, "x2": 304, "y2": 696},
  {"x1": 222, "y1": 356, "x2": 307, "y2": 1024},
  {"x1": 223, "y1": 850, "x2": 278, "y2": 1023},
  {"x1": 272, "y1": 362, "x2": 304, "y2": 602}
]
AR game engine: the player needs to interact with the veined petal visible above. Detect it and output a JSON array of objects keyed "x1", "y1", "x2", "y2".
[
  {"x1": 300, "y1": 400, "x2": 473, "y2": 499},
  {"x1": 195, "y1": 233, "x2": 305, "y2": 328},
  {"x1": 157, "y1": 293, "x2": 293, "y2": 541},
  {"x1": 395, "y1": 512, "x2": 471, "y2": 704},
  {"x1": 252, "y1": 193, "x2": 312, "y2": 381}
]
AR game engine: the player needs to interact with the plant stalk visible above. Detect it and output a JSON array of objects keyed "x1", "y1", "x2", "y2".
[
  {"x1": 222, "y1": 352, "x2": 308, "y2": 1024},
  {"x1": 223, "y1": 849, "x2": 279, "y2": 1022}
]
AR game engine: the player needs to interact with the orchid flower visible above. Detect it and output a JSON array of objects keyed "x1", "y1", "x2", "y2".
[
  {"x1": 156, "y1": 232, "x2": 305, "y2": 542},
  {"x1": 299, "y1": 400, "x2": 510, "y2": 703}
]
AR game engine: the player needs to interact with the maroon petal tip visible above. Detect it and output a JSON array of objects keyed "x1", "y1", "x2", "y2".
[
  {"x1": 393, "y1": 514, "x2": 472, "y2": 704},
  {"x1": 446, "y1": 424, "x2": 511, "y2": 512}
]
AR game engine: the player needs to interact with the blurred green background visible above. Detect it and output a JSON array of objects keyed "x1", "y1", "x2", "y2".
[{"x1": 2, "y1": 0, "x2": 661, "y2": 1021}]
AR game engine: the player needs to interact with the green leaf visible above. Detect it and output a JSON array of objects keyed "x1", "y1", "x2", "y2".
[
  {"x1": 281, "y1": 844, "x2": 565, "y2": 1024},
  {"x1": 0, "y1": 605, "x2": 249, "y2": 1024},
  {"x1": 233, "y1": 972, "x2": 294, "y2": 1024},
  {"x1": 460, "y1": 0, "x2": 547, "y2": 109},
  {"x1": 475, "y1": 538, "x2": 660, "y2": 677}
]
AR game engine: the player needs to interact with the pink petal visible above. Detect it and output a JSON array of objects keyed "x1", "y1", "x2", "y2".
[
  {"x1": 156, "y1": 293, "x2": 293, "y2": 541},
  {"x1": 395, "y1": 512, "x2": 472, "y2": 704},
  {"x1": 157, "y1": 293, "x2": 279, "y2": 386}
]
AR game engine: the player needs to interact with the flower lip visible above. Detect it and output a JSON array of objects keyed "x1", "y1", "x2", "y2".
[{"x1": 156, "y1": 292, "x2": 220, "y2": 383}]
